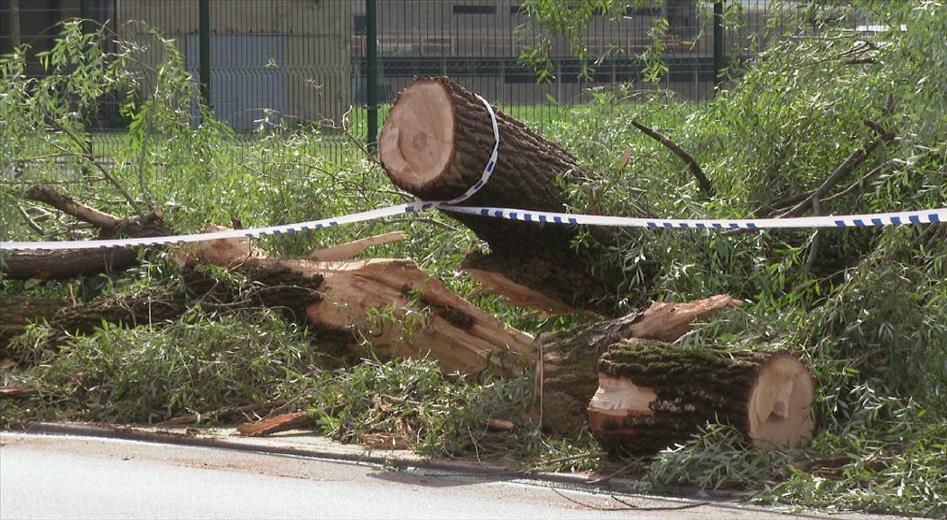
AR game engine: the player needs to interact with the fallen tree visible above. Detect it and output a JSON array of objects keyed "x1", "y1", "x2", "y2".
[
  {"x1": 2, "y1": 80, "x2": 817, "y2": 453},
  {"x1": 379, "y1": 77, "x2": 632, "y2": 313}
]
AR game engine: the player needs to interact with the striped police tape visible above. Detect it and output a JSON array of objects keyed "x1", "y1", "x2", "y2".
[
  {"x1": 1, "y1": 203, "x2": 944, "y2": 251},
  {"x1": 1, "y1": 91, "x2": 944, "y2": 252}
]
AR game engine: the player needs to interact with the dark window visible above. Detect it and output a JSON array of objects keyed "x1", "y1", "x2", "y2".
[
  {"x1": 452, "y1": 5, "x2": 496, "y2": 15},
  {"x1": 510, "y1": 5, "x2": 524, "y2": 15},
  {"x1": 353, "y1": 15, "x2": 366, "y2": 34}
]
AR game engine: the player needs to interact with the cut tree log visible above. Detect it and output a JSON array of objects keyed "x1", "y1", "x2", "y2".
[
  {"x1": 588, "y1": 339, "x2": 816, "y2": 453},
  {"x1": 539, "y1": 295, "x2": 742, "y2": 436},
  {"x1": 379, "y1": 77, "x2": 631, "y2": 312}
]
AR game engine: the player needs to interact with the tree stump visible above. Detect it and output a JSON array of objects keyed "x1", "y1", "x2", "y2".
[
  {"x1": 379, "y1": 77, "x2": 629, "y2": 312},
  {"x1": 588, "y1": 339, "x2": 816, "y2": 454}
]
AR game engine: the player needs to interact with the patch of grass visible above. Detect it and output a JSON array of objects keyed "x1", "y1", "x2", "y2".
[
  {"x1": 5, "y1": 310, "x2": 324, "y2": 424},
  {"x1": 308, "y1": 357, "x2": 540, "y2": 461}
]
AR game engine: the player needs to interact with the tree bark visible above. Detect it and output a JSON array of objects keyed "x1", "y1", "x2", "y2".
[
  {"x1": 589, "y1": 339, "x2": 816, "y2": 454},
  {"x1": 4, "y1": 235, "x2": 536, "y2": 378},
  {"x1": 380, "y1": 77, "x2": 628, "y2": 312},
  {"x1": 539, "y1": 295, "x2": 741, "y2": 436},
  {"x1": 1, "y1": 185, "x2": 171, "y2": 280}
]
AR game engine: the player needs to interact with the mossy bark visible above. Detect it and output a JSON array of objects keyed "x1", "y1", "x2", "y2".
[{"x1": 593, "y1": 340, "x2": 783, "y2": 455}]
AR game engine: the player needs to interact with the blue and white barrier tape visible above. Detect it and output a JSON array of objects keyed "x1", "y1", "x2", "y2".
[
  {"x1": 1, "y1": 91, "x2": 944, "y2": 252},
  {"x1": 2, "y1": 204, "x2": 943, "y2": 251},
  {"x1": 440, "y1": 205, "x2": 946, "y2": 230}
]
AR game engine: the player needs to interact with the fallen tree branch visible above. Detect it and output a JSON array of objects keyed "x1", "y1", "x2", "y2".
[
  {"x1": 2, "y1": 185, "x2": 171, "y2": 280},
  {"x1": 631, "y1": 120, "x2": 714, "y2": 197},
  {"x1": 25, "y1": 184, "x2": 124, "y2": 231},
  {"x1": 781, "y1": 129, "x2": 895, "y2": 218}
]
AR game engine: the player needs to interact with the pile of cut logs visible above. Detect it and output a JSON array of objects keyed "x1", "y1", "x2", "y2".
[{"x1": 1, "y1": 78, "x2": 816, "y2": 453}]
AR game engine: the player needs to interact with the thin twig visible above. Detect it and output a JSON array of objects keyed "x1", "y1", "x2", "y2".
[
  {"x1": 585, "y1": 461, "x2": 638, "y2": 485},
  {"x1": 42, "y1": 109, "x2": 140, "y2": 211},
  {"x1": 631, "y1": 120, "x2": 714, "y2": 197},
  {"x1": 157, "y1": 400, "x2": 286, "y2": 426},
  {"x1": 17, "y1": 205, "x2": 46, "y2": 235}
]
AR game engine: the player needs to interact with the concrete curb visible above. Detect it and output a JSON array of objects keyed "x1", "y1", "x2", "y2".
[{"x1": 8, "y1": 420, "x2": 742, "y2": 501}]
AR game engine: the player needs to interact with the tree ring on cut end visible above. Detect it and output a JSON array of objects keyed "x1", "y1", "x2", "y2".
[
  {"x1": 747, "y1": 352, "x2": 816, "y2": 448},
  {"x1": 380, "y1": 80, "x2": 455, "y2": 191}
]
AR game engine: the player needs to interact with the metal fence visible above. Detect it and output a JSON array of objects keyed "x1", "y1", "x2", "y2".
[{"x1": 1, "y1": 1, "x2": 851, "y2": 158}]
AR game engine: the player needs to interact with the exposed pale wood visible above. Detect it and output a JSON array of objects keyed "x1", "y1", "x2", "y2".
[
  {"x1": 484, "y1": 418, "x2": 516, "y2": 431},
  {"x1": 539, "y1": 295, "x2": 742, "y2": 436},
  {"x1": 190, "y1": 234, "x2": 536, "y2": 377},
  {"x1": 380, "y1": 81, "x2": 455, "y2": 189},
  {"x1": 589, "y1": 340, "x2": 816, "y2": 454},
  {"x1": 747, "y1": 353, "x2": 817, "y2": 448},
  {"x1": 380, "y1": 77, "x2": 628, "y2": 312},
  {"x1": 309, "y1": 231, "x2": 406, "y2": 261},
  {"x1": 626, "y1": 295, "x2": 742, "y2": 342},
  {"x1": 236, "y1": 412, "x2": 313, "y2": 437},
  {"x1": 463, "y1": 268, "x2": 574, "y2": 315}
]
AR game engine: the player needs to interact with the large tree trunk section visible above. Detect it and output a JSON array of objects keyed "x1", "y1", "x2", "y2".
[
  {"x1": 4, "y1": 235, "x2": 535, "y2": 378},
  {"x1": 185, "y1": 234, "x2": 535, "y2": 376},
  {"x1": 539, "y1": 295, "x2": 741, "y2": 436},
  {"x1": 379, "y1": 77, "x2": 625, "y2": 312},
  {"x1": 588, "y1": 339, "x2": 816, "y2": 454}
]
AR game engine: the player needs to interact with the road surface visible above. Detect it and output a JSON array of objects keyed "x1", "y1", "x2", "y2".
[{"x1": 0, "y1": 433, "x2": 892, "y2": 520}]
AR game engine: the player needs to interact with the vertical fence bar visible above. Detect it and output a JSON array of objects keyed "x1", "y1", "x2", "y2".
[
  {"x1": 79, "y1": 0, "x2": 91, "y2": 32},
  {"x1": 8, "y1": 0, "x2": 20, "y2": 49},
  {"x1": 713, "y1": 0, "x2": 724, "y2": 87},
  {"x1": 199, "y1": 0, "x2": 211, "y2": 108},
  {"x1": 365, "y1": 0, "x2": 379, "y2": 151}
]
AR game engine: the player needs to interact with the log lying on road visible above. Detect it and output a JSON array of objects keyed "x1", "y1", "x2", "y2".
[
  {"x1": 589, "y1": 340, "x2": 816, "y2": 453},
  {"x1": 380, "y1": 77, "x2": 630, "y2": 313}
]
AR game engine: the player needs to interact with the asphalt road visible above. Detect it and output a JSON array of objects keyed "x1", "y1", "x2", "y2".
[{"x1": 0, "y1": 433, "x2": 893, "y2": 520}]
